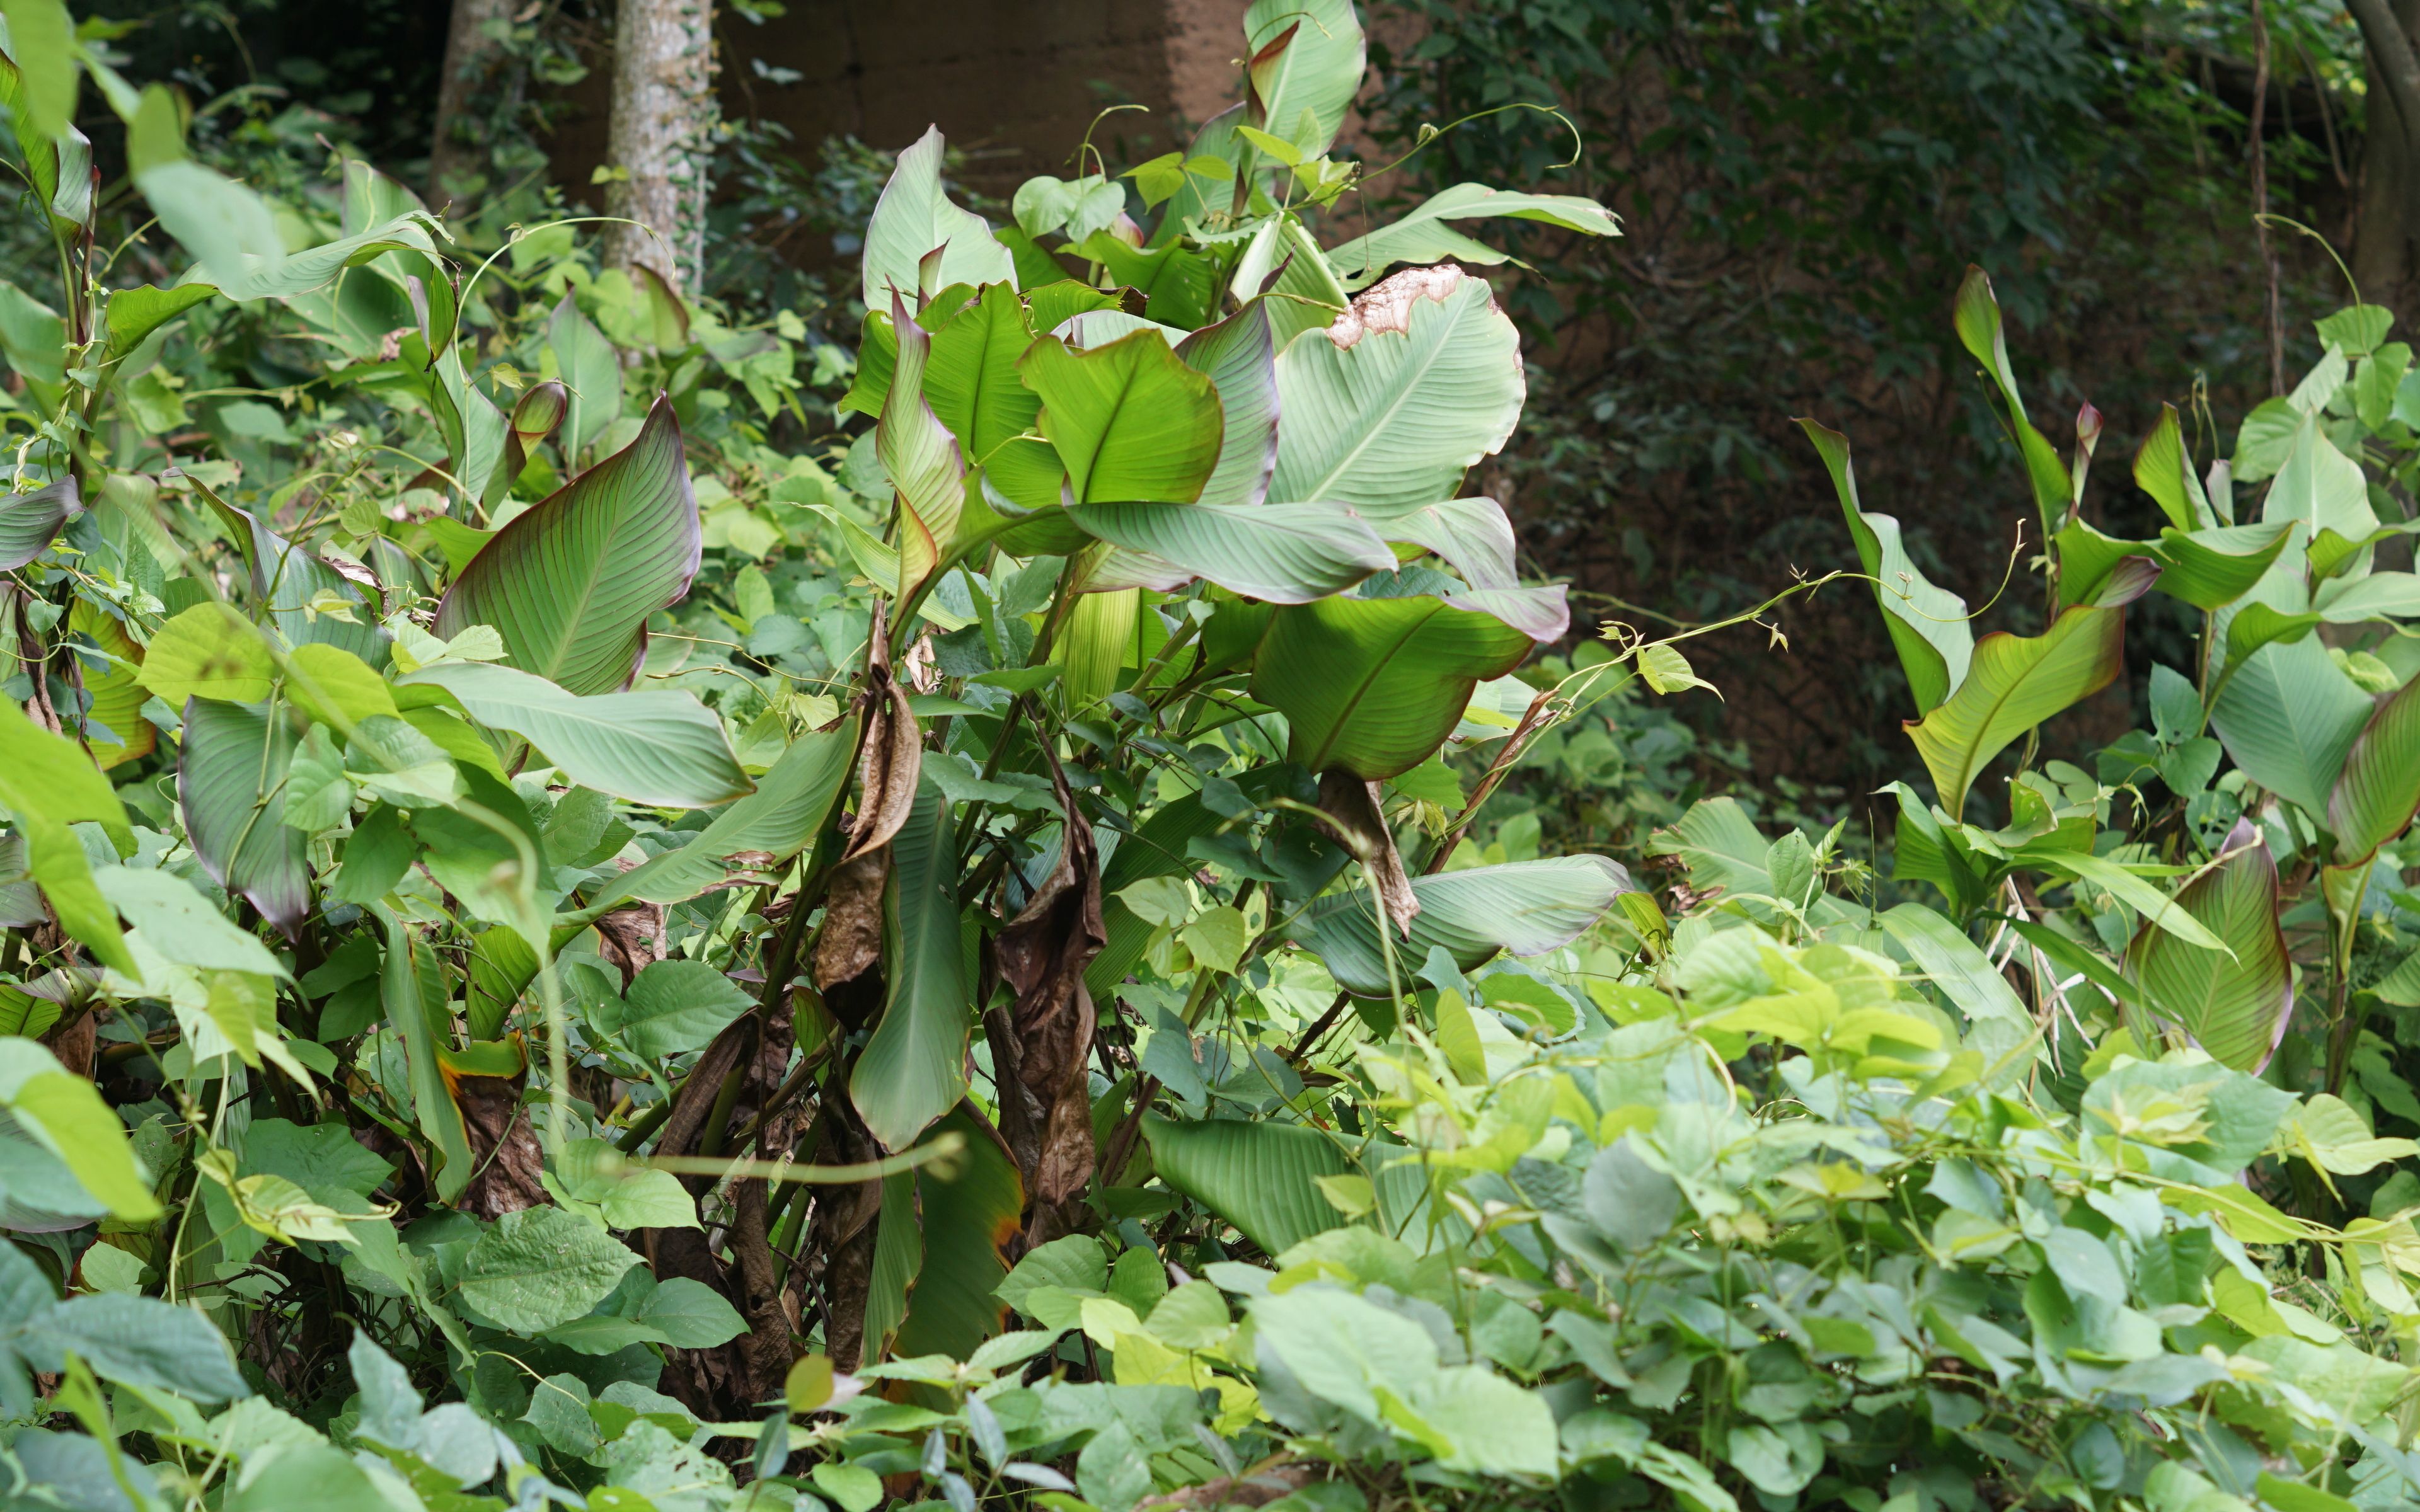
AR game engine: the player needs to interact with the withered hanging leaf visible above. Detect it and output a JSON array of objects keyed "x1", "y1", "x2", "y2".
[
  {"x1": 1318, "y1": 769, "x2": 1420, "y2": 938},
  {"x1": 815, "y1": 607, "x2": 923, "y2": 992},
  {"x1": 983, "y1": 749, "x2": 1106, "y2": 1239}
]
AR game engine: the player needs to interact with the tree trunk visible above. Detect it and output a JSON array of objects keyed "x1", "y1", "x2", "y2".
[
  {"x1": 602, "y1": 0, "x2": 717, "y2": 296},
  {"x1": 427, "y1": 0, "x2": 517, "y2": 204},
  {"x1": 2351, "y1": 0, "x2": 2420, "y2": 325}
]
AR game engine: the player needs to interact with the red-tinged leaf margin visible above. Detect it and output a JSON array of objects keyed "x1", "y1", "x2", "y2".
[{"x1": 2126, "y1": 819, "x2": 2295, "y2": 1074}]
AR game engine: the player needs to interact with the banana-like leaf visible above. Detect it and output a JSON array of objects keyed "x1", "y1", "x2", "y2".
[
  {"x1": 197, "y1": 483, "x2": 388, "y2": 667},
  {"x1": 1877, "y1": 903, "x2": 2031, "y2": 1027},
  {"x1": 851, "y1": 777, "x2": 970, "y2": 1150},
  {"x1": 1950, "y1": 266, "x2": 2068, "y2": 539},
  {"x1": 2126, "y1": 821, "x2": 2292, "y2": 1072},
  {"x1": 435, "y1": 396, "x2": 701, "y2": 697},
  {"x1": 2261, "y1": 408, "x2": 2378, "y2": 544},
  {"x1": 1230, "y1": 216, "x2": 1349, "y2": 352},
  {"x1": 2312, "y1": 570, "x2": 2420, "y2": 622},
  {"x1": 2328, "y1": 674, "x2": 2420, "y2": 865},
  {"x1": 1293, "y1": 855, "x2": 1636, "y2": 999},
  {"x1": 1906, "y1": 595, "x2": 2131, "y2": 817},
  {"x1": 1143, "y1": 1114, "x2": 1352, "y2": 1255},
  {"x1": 1801, "y1": 420, "x2": 1971, "y2": 713},
  {"x1": 1065, "y1": 499, "x2": 1394, "y2": 603},
  {"x1": 1175, "y1": 302, "x2": 1279, "y2": 508},
  {"x1": 1022, "y1": 330, "x2": 1224, "y2": 505},
  {"x1": 594, "y1": 711, "x2": 861, "y2": 910},
  {"x1": 372, "y1": 904, "x2": 477, "y2": 1203},
  {"x1": 880, "y1": 290, "x2": 965, "y2": 601},
  {"x1": 1243, "y1": 0, "x2": 1365, "y2": 159},
  {"x1": 925, "y1": 282, "x2": 1039, "y2": 470},
  {"x1": 2054, "y1": 517, "x2": 2292, "y2": 613},
  {"x1": 1270, "y1": 266, "x2": 1523, "y2": 511},
  {"x1": 0, "y1": 478, "x2": 78, "y2": 570},
  {"x1": 861, "y1": 125, "x2": 1017, "y2": 312},
  {"x1": 2132, "y1": 402, "x2": 2211, "y2": 530},
  {"x1": 2210, "y1": 636, "x2": 2373, "y2": 816},
  {"x1": 180, "y1": 698, "x2": 310, "y2": 939},
  {"x1": 1327, "y1": 183, "x2": 1621, "y2": 291},
  {"x1": 549, "y1": 293, "x2": 623, "y2": 457},
  {"x1": 0, "y1": 698, "x2": 135, "y2": 976},
  {"x1": 397, "y1": 661, "x2": 751, "y2": 810},
  {"x1": 64, "y1": 601, "x2": 153, "y2": 770},
  {"x1": 892, "y1": 1107, "x2": 1023, "y2": 1360},
  {"x1": 1250, "y1": 595, "x2": 1535, "y2": 779}
]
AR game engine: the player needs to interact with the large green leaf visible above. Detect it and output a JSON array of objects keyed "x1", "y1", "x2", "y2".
[
  {"x1": 1801, "y1": 420, "x2": 1971, "y2": 712},
  {"x1": 0, "y1": 1038, "x2": 159, "y2": 1221},
  {"x1": 880, "y1": 289, "x2": 965, "y2": 599},
  {"x1": 1175, "y1": 302, "x2": 1279, "y2": 507},
  {"x1": 371, "y1": 905, "x2": 476, "y2": 1204},
  {"x1": 180, "y1": 699, "x2": 310, "y2": 939},
  {"x1": 892, "y1": 1106, "x2": 1023, "y2": 1361},
  {"x1": 1022, "y1": 330, "x2": 1224, "y2": 505},
  {"x1": 2328, "y1": 675, "x2": 2420, "y2": 864},
  {"x1": 1269, "y1": 266, "x2": 1524, "y2": 511},
  {"x1": 1143, "y1": 1114, "x2": 1352, "y2": 1254},
  {"x1": 597, "y1": 712, "x2": 861, "y2": 909},
  {"x1": 924, "y1": 281, "x2": 1039, "y2": 468},
  {"x1": 1233, "y1": 215, "x2": 1351, "y2": 352},
  {"x1": 435, "y1": 396, "x2": 701, "y2": 696},
  {"x1": 1250, "y1": 595, "x2": 1535, "y2": 779},
  {"x1": 861, "y1": 125, "x2": 1017, "y2": 311},
  {"x1": 2053, "y1": 517, "x2": 2293, "y2": 614},
  {"x1": 0, "y1": 478, "x2": 78, "y2": 571},
  {"x1": 200, "y1": 486, "x2": 387, "y2": 667},
  {"x1": 2261, "y1": 410, "x2": 2377, "y2": 544},
  {"x1": 1326, "y1": 183, "x2": 1620, "y2": 291},
  {"x1": 548, "y1": 293, "x2": 624, "y2": 457},
  {"x1": 2127, "y1": 821, "x2": 2292, "y2": 1073},
  {"x1": 1647, "y1": 797, "x2": 1858, "y2": 926},
  {"x1": 0, "y1": 699, "x2": 134, "y2": 976},
  {"x1": 2131, "y1": 402, "x2": 2211, "y2": 530},
  {"x1": 1950, "y1": 266, "x2": 2067, "y2": 539},
  {"x1": 398, "y1": 662, "x2": 749, "y2": 810},
  {"x1": 2210, "y1": 636, "x2": 2373, "y2": 816},
  {"x1": 851, "y1": 777, "x2": 969, "y2": 1150},
  {"x1": 1877, "y1": 903, "x2": 2031, "y2": 1027},
  {"x1": 1907, "y1": 599, "x2": 2129, "y2": 817},
  {"x1": 1242, "y1": 0, "x2": 1366, "y2": 158},
  {"x1": 457, "y1": 1206, "x2": 640, "y2": 1333},
  {"x1": 1293, "y1": 855, "x2": 1636, "y2": 999},
  {"x1": 1067, "y1": 499, "x2": 1394, "y2": 602}
]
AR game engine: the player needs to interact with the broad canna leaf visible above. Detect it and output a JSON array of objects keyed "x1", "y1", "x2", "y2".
[
  {"x1": 1801, "y1": 420, "x2": 1971, "y2": 713},
  {"x1": 397, "y1": 661, "x2": 751, "y2": 810},
  {"x1": 434, "y1": 395, "x2": 701, "y2": 697},
  {"x1": 2327, "y1": 674, "x2": 2420, "y2": 865},
  {"x1": 1142, "y1": 1114, "x2": 1353, "y2": 1255},
  {"x1": 2054, "y1": 517, "x2": 2293, "y2": 612},
  {"x1": 879, "y1": 290, "x2": 965, "y2": 602},
  {"x1": 924, "y1": 281, "x2": 1039, "y2": 470},
  {"x1": 1174, "y1": 301, "x2": 1279, "y2": 508},
  {"x1": 2210, "y1": 636, "x2": 2373, "y2": 816},
  {"x1": 2132, "y1": 402, "x2": 2211, "y2": 530},
  {"x1": 1242, "y1": 0, "x2": 1366, "y2": 159},
  {"x1": 1251, "y1": 595, "x2": 1536, "y2": 780},
  {"x1": 1232, "y1": 215, "x2": 1350, "y2": 352},
  {"x1": 1293, "y1": 855, "x2": 1636, "y2": 1000},
  {"x1": 1951, "y1": 266, "x2": 2068, "y2": 539},
  {"x1": 2127, "y1": 821, "x2": 2293, "y2": 1073},
  {"x1": 1269, "y1": 265, "x2": 1523, "y2": 512},
  {"x1": 0, "y1": 477, "x2": 78, "y2": 570},
  {"x1": 861, "y1": 125, "x2": 1017, "y2": 312},
  {"x1": 1906, "y1": 592, "x2": 2134, "y2": 818},
  {"x1": 180, "y1": 698, "x2": 311, "y2": 940},
  {"x1": 851, "y1": 776, "x2": 969, "y2": 1151},
  {"x1": 198, "y1": 483, "x2": 387, "y2": 667},
  {"x1": 891, "y1": 1106, "x2": 1024, "y2": 1361},
  {"x1": 1022, "y1": 329, "x2": 1224, "y2": 505},
  {"x1": 64, "y1": 601, "x2": 153, "y2": 770},
  {"x1": 1065, "y1": 499, "x2": 1393, "y2": 603},
  {"x1": 594, "y1": 711, "x2": 861, "y2": 910},
  {"x1": 372, "y1": 904, "x2": 478, "y2": 1203},
  {"x1": 0, "y1": 698, "x2": 135, "y2": 976},
  {"x1": 2261, "y1": 408, "x2": 2377, "y2": 544},
  {"x1": 1326, "y1": 183, "x2": 1620, "y2": 291},
  {"x1": 548, "y1": 292, "x2": 623, "y2": 457}
]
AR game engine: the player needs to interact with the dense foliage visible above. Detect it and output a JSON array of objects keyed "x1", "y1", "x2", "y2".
[{"x1": 1, "y1": 4, "x2": 2419, "y2": 1512}]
